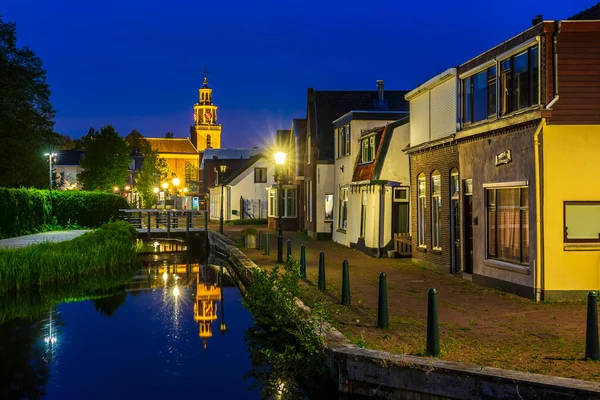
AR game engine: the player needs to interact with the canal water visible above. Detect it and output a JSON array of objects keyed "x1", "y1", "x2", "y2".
[{"x1": 0, "y1": 239, "x2": 263, "y2": 399}]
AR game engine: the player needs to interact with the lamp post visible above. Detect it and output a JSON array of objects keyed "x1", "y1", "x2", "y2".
[
  {"x1": 153, "y1": 187, "x2": 159, "y2": 209},
  {"x1": 274, "y1": 152, "x2": 287, "y2": 263},
  {"x1": 124, "y1": 185, "x2": 131, "y2": 205},
  {"x1": 219, "y1": 165, "x2": 227, "y2": 234},
  {"x1": 162, "y1": 182, "x2": 169, "y2": 210},
  {"x1": 44, "y1": 153, "x2": 57, "y2": 220},
  {"x1": 172, "y1": 177, "x2": 180, "y2": 210}
]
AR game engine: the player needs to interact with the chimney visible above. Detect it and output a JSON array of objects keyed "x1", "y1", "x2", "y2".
[
  {"x1": 377, "y1": 80, "x2": 384, "y2": 103},
  {"x1": 532, "y1": 14, "x2": 543, "y2": 26}
]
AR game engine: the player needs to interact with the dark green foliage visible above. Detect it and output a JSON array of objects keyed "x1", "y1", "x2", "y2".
[
  {"x1": 243, "y1": 260, "x2": 335, "y2": 399},
  {"x1": 0, "y1": 15, "x2": 60, "y2": 188},
  {"x1": 0, "y1": 188, "x2": 127, "y2": 238},
  {"x1": 78, "y1": 125, "x2": 131, "y2": 192},
  {"x1": 52, "y1": 190, "x2": 128, "y2": 228},
  {"x1": 0, "y1": 221, "x2": 138, "y2": 294},
  {"x1": 225, "y1": 218, "x2": 268, "y2": 226}
]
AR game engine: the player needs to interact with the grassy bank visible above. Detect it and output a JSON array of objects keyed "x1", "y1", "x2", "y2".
[{"x1": 0, "y1": 221, "x2": 138, "y2": 293}]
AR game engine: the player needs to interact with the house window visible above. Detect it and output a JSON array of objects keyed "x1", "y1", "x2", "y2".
[
  {"x1": 360, "y1": 191, "x2": 367, "y2": 237},
  {"x1": 307, "y1": 135, "x2": 311, "y2": 165},
  {"x1": 268, "y1": 188, "x2": 298, "y2": 218},
  {"x1": 564, "y1": 202, "x2": 600, "y2": 243},
  {"x1": 417, "y1": 173, "x2": 426, "y2": 247},
  {"x1": 431, "y1": 171, "x2": 442, "y2": 249},
  {"x1": 487, "y1": 187, "x2": 529, "y2": 264},
  {"x1": 337, "y1": 124, "x2": 351, "y2": 158},
  {"x1": 338, "y1": 188, "x2": 348, "y2": 230},
  {"x1": 206, "y1": 135, "x2": 212, "y2": 148},
  {"x1": 501, "y1": 47, "x2": 539, "y2": 116},
  {"x1": 361, "y1": 136, "x2": 376, "y2": 163},
  {"x1": 254, "y1": 167, "x2": 267, "y2": 183},
  {"x1": 325, "y1": 194, "x2": 333, "y2": 221},
  {"x1": 462, "y1": 66, "x2": 496, "y2": 125}
]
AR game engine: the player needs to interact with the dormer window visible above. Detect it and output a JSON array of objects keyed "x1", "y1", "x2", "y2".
[
  {"x1": 360, "y1": 136, "x2": 376, "y2": 163},
  {"x1": 501, "y1": 47, "x2": 539, "y2": 115},
  {"x1": 337, "y1": 124, "x2": 351, "y2": 158}
]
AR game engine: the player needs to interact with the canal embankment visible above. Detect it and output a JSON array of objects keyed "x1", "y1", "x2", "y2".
[{"x1": 211, "y1": 228, "x2": 600, "y2": 399}]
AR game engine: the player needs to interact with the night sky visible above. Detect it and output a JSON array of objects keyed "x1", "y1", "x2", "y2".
[{"x1": 2, "y1": 0, "x2": 595, "y2": 148}]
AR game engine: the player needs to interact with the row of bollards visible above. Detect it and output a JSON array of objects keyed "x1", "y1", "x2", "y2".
[{"x1": 255, "y1": 232, "x2": 599, "y2": 360}]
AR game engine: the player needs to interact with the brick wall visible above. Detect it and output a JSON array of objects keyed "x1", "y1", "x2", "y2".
[{"x1": 409, "y1": 144, "x2": 459, "y2": 269}]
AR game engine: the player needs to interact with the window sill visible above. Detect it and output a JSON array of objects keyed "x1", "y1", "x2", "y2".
[
  {"x1": 431, "y1": 248, "x2": 442, "y2": 255},
  {"x1": 417, "y1": 246, "x2": 427, "y2": 253},
  {"x1": 483, "y1": 259, "x2": 530, "y2": 275},
  {"x1": 564, "y1": 243, "x2": 600, "y2": 251},
  {"x1": 358, "y1": 161, "x2": 374, "y2": 166},
  {"x1": 336, "y1": 228, "x2": 347, "y2": 234}
]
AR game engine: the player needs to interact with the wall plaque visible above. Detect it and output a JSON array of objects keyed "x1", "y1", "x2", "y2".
[{"x1": 495, "y1": 150, "x2": 512, "y2": 166}]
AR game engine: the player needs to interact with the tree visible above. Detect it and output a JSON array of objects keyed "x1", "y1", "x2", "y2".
[
  {"x1": 165, "y1": 132, "x2": 174, "y2": 138},
  {"x1": 0, "y1": 15, "x2": 60, "y2": 188},
  {"x1": 125, "y1": 129, "x2": 149, "y2": 154},
  {"x1": 78, "y1": 125, "x2": 131, "y2": 192},
  {"x1": 135, "y1": 147, "x2": 170, "y2": 208}
]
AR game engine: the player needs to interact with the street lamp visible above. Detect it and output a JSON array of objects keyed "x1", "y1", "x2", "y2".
[
  {"x1": 44, "y1": 153, "x2": 57, "y2": 219},
  {"x1": 172, "y1": 177, "x2": 180, "y2": 210},
  {"x1": 274, "y1": 151, "x2": 287, "y2": 263},
  {"x1": 219, "y1": 164, "x2": 227, "y2": 234},
  {"x1": 153, "y1": 187, "x2": 159, "y2": 209},
  {"x1": 162, "y1": 182, "x2": 169, "y2": 210}
]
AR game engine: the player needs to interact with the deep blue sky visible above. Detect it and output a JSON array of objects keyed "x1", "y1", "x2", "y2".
[{"x1": 2, "y1": 0, "x2": 595, "y2": 148}]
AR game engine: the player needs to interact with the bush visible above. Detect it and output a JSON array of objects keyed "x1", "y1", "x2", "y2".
[
  {"x1": 0, "y1": 188, "x2": 128, "y2": 238},
  {"x1": 225, "y1": 218, "x2": 268, "y2": 226}
]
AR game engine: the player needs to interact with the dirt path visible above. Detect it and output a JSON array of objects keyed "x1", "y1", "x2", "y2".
[{"x1": 220, "y1": 224, "x2": 600, "y2": 381}]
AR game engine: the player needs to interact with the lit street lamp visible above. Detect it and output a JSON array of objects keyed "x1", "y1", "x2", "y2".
[
  {"x1": 162, "y1": 182, "x2": 169, "y2": 210},
  {"x1": 219, "y1": 165, "x2": 227, "y2": 234},
  {"x1": 172, "y1": 177, "x2": 180, "y2": 210},
  {"x1": 274, "y1": 151, "x2": 287, "y2": 263},
  {"x1": 44, "y1": 153, "x2": 57, "y2": 219}
]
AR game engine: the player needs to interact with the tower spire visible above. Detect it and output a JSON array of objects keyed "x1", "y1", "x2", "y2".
[{"x1": 203, "y1": 66, "x2": 209, "y2": 87}]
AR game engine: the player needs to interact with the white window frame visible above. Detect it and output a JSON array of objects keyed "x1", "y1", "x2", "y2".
[
  {"x1": 431, "y1": 171, "x2": 442, "y2": 250},
  {"x1": 417, "y1": 174, "x2": 426, "y2": 247}
]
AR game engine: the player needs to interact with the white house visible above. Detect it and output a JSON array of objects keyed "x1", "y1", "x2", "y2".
[
  {"x1": 209, "y1": 154, "x2": 274, "y2": 222},
  {"x1": 332, "y1": 110, "x2": 409, "y2": 255}
]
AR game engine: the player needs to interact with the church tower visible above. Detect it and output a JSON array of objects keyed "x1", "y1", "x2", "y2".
[{"x1": 192, "y1": 68, "x2": 222, "y2": 151}]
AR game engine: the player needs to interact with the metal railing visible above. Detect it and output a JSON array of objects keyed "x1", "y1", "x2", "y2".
[{"x1": 119, "y1": 209, "x2": 208, "y2": 237}]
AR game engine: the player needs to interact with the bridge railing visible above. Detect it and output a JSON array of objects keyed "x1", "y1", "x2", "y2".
[{"x1": 119, "y1": 209, "x2": 209, "y2": 237}]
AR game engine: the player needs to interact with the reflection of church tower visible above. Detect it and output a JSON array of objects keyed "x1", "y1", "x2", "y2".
[
  {"x1": 193, "y1": 271, "x2": 221, "y2": 350},
  {"x1": 192, "y1": 67, "x2": 222, "y2": 151}
]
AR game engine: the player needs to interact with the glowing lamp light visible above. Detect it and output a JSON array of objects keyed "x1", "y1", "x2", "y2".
[
  {"x1": 125, "y1": 185, "x2": 131, "y2": 191},
  {"x1": 113, "y1": 186, "x2": 119, "y2": 192},
  {"x1": 183, "y1": 187, "x2": 188, "y2": 193},
  {"x1": 173, "y1": 286, "x2": 180, "y2": 297},
  {"x1": 162, "y1": 182, "x2": 169, "y2": 190},
  {"x1": 153, "y1": 187, "x2": 159, "y2": 194},
  {"x1": 172, "y1": 177, "x2": 180, "y2": 187},
  {"x1": 162, "y1": 271, "x2": 168, "y2": 283},
  {"x1": 274, "y1": 152, "x2": 287, "y2": 165}
]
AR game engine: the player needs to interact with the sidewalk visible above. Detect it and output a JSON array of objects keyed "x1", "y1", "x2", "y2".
[
  {"x1": 0, "y1": 230, "x2": 89, "y2": 249},
  {"x1": 221, "y1": 224, "x2": 600, "y2": 382}
]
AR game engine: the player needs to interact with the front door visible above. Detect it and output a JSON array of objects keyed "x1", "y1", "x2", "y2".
[
  {"x1": 450, "y1": 170, "x2": 460, "y2": 274},
  {"x1": 463, "y1": 179, "x2": 474, "y2": 274}
]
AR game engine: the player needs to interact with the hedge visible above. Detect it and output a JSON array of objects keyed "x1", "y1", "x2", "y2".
[{"x1": 0, "y1": 188, "x2": 128, "y2": 238}]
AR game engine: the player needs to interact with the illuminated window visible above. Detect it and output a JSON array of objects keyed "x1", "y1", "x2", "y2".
[
  {"x1": 487, "y1": 187, "x2": 529, "y2": 264},
  {"x1": 268, "y1": 188, "x2": 297, "y2": 218},
  {"x1": 431, "y1": 171, "x2": 442, "y2": 249},
  {"x1": 338, "y1": 188, "x2": 348, "y2": 230},
  {"x1": 360, "y1": 136, "x2": 376, "y2": 163},
  {"x1": 417, "y1": 173, "x2": 426, "y2": 247},
  {"x1": 325, "y1": 194, "x2": 333, "y2": 221}
]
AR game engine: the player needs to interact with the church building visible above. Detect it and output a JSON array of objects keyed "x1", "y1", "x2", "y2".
[{"x1": 192, "y1": 70, "x2": 222, "y2": 151}]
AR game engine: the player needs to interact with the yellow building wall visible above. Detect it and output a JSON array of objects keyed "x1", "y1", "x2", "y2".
[
  {"x1": 542, "y1": 124, "x2": 600, "y2": 293},
  {"x1": 159, "y1": 154, "x2": 199, "y2": 190}
]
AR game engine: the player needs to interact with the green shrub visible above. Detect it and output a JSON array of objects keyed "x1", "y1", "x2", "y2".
[
  {"x1": 0, "y1": 188, "x2": 128, "y2": 238},
  {"x1": 0, "y1": 221, "x2": 138, "y2": 293},
  {"x1": 225, "y1": 218, "x2": 268, "y2": 226}
]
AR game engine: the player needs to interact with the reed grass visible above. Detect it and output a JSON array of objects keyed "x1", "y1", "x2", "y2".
[{"x1": 0, "y1": 221, "x2": 138, "y2": 294}]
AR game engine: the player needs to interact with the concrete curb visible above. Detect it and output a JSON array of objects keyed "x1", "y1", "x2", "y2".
[{"x1": 209, "y1": 230, "x2": 600, "y2": 399}]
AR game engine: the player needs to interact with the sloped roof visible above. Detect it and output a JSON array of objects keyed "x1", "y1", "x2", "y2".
[
  {"x1": 352, "y1": 117, "x2": 409, "y2": 182},
  {"x1": 570, "y1": 2, "x2": 600, "y2": 19},
  {"x1": 222, "y1": 154, "x2": 267, "y2": 186},
  {"x1": 147, "y1": 138, "x2": 198, "y2": 154},
  {"x1": 56, "y1": 150, "x2": 84, "y2": 166},
  {"x1": 308, "y1": 90, "x2": 409, "y2": 161},
  {"x1": 200, "y1": 147, "x2": 264, "y2": 169}
]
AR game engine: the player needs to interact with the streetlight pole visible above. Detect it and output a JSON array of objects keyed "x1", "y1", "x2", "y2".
[
  {"x1": 219, "y1": 164, "x2": 227, "y2": 234},
  {"x1": 44, "y1": 153, "x2": 57, "y2": 220},
  {"x1": 274, "y1": 152, "x2": 287, "y2": 263},
  {"x1": 172, "y1": 177, "x2": 180, "y2": 210},
  {"x1": 162, "y1": 182, "x2": 169, "y2": 210},
  {"x1": 153, "y1": 187, "x2": 159, "y2": 209}
]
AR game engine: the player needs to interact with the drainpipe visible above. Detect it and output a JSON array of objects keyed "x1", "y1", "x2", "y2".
[
  {"x1": 533, "y1": 118, "x2": 546, "y2": 302},
  {"x1": 546, "y1": 21, "x2": 561, "y2": 110}
]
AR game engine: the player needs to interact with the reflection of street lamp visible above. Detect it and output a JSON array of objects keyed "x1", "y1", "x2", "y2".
[
  {"x1": 219, "y1": 265, "x2": 227, "y2": 335},
  {"x1": 274, "y1": 152, "x2": 287, "y2": 263},
  {"x1": 219, "y1": 165, "x2": 227, "y2": 234},
  {"x1": 162, "y1": 182, "x2": 169, "y2": 210},
  {"x1": 172, "y1": 177, "x2": 180, "y2": 210}
]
